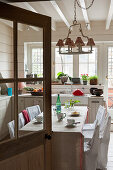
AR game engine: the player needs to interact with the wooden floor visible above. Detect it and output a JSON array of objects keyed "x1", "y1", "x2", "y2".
[{"x1": 104, "y1": 132, "x2": 113, "y2": 170}]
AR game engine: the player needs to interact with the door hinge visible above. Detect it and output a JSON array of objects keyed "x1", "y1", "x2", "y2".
[{"x1": 45, "y1": 133, "x2": 52, "y2": 140}]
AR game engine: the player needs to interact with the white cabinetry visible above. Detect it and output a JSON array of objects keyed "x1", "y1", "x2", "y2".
[
  {"x1": 52, "y1": 84, "x2": 104, "y2": 94},
  {"x1": 18, "y1": 95, "x2": 43, "y2": 113},
  {"x1": 88, "y1": 96, "x2": 104, "y2": 123},
  {"x1": 0, "y1": 96, "x2": 12, "y2": 140}
]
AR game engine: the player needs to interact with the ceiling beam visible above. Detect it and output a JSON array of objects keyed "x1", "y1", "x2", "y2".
[
  {"x1": 79, "y1": 0, "x2": 91, "y2": 30},
  {"x1": 106, "y1": 0, "x2": 113, "y2": 30},
  {"x1": 0, "y1": 19, "x2": 25, "y2": 31},
  {"x1": 39, "y1": 1, "x2": 56, "y2": 31},
  {"x1": 14, "y1": 2, "x2": 39, "y2": 31},
  {"x1": 24, "y1": 2, "x2": 56, "y2": 31},
  {"x1": 50, "y1": 1, "x2": 70, "y2": 28},
  {"x1": 0, "y1": 0, "x2": 53, "y2": 2}
]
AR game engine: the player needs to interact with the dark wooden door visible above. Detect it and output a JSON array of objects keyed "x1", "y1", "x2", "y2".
[{"x1": 0, "y1": 2, "x2": 51, "y2": 170}]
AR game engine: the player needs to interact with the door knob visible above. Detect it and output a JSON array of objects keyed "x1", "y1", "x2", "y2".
[{"x1": 45, "y1": 133, "x2": 52, "y2": 140}]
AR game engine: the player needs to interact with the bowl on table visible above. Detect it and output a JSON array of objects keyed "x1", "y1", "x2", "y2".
[
  {"x1": 31, "y1": 91, "x2": 43, "y2": 96},
  {"x1": 70, "y1": 111, "x2": 80, "y2": 117},
  {"x1": 90, "y1": 88, "x2": 98, "y2": 95},
  {"x1": 93, "y1": 89, "x2": 103, "y2": 96}
]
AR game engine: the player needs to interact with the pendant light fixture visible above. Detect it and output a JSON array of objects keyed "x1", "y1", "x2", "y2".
[{"x1": 56, "y1": 0, "x2": 95, "y2": 55}]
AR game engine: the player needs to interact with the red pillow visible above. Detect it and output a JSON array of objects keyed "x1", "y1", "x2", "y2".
[{"x1": 73, "y1": 89, "x2": 84, "y2": 96}]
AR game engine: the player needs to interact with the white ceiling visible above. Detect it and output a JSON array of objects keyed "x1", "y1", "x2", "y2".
[{"x1": 10, "y1": 0, "x2": 113, "y2": 30}]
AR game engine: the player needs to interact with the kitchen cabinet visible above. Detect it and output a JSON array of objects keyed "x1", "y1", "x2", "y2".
[
  {"x1": 12, "y1": 95, "x2": 43, "y2": 115},
  {"x1": 18, "y1": 95, "x2": 43, "y2": 113},
  {"x1": 0, "y1": 96, "x2": 12, "y2": 140},
  {"x1": 88, "y1": 96, "x2": 104, "y2": 123},
  {"x1": 52, "y1": 94, "x2": 89, "y2": 106},
  {"x1": 52, "y1": 84, "x2": 104, "y2": 94}
]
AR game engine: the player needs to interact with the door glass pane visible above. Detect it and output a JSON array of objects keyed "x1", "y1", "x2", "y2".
[
  {"x1": 18, "y1": 81, "x2": 43, "y2": 138},
  {"x1": 55, "y1": 48, "x2": 73, "y2": 78},
  {"x1": 17, "y1": 23, "x2": 43, "y2": 78},
  {"x1": 0, "y1": 19, "x2": 14, "y2": 78},
  {"x1": 0, "y1": 83, "x2": 15, "y2": 143}
]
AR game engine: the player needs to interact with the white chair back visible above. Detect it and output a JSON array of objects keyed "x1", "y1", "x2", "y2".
[
  {"x1": 26, "y1": 105, "x2": 41, "y2": 121},
  {"x1": 7, "y1": 120, "x2": 15, "y2": 139},
  {"x1": 97, "y1": 112, "x2": 111, "y2": 169},
  {"x1": 88, "y1": 124, "x2": 100, "y2": 153},
  {"x1": 102, "y1": 112, "x2": 111, "y2": 143},
  {"x1": 8, "y1": 112, "x2": 26, "y2": 138},
  {"x1": 84, "y1": 125, "x2": 100, "y2": 170},
  {"x1": 18, "y1": 112, "x2": 25, "y2": 128},
  {"x1": 95, "y1": 105, "x2": 106, "y2": 126}
]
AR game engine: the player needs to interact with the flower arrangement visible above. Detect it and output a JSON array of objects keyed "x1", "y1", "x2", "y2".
[
  {"x1": 65, "y1": 99, "x2": 80, "y2": 108},
  {"x1": 81, "y1": 74, "x2": 89, "y2": 81},
  {"x1": 88, "y1": 75, "x2": 98, "y2": 85},
  {"x1": 88, "y1": 75, "x2": 98, "y2": 80}
]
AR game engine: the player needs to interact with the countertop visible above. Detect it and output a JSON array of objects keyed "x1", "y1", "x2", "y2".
[
  {"x1": 0, "y1": 94, "x2": 104, "y2": 100},
  {"x1": 0, "y1": 95, "x2": 11, "y2": 100}
]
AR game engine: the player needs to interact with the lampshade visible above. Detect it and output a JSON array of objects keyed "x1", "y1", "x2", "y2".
[
  {"x1": 18, "y1": 82, "x2": 25, "y2": 89},
  {"x1": 56, "y1": 39, "x2": 64, "y2": 47},
  {"x1": 65, "y1": 38, "x2": 72, "y2": 45},
  {"x1": 87, "y1": 38, "x2": 95, "y2": 46},
  {"x1": 71, "y1": 40, "x2": 75, "y2": 47},
  {"x1": 75, "y1": 37, "x2": 85, "y2": 46},
  {"x1": 65, "y1": 38, "x2": 75, "y2": 47}
]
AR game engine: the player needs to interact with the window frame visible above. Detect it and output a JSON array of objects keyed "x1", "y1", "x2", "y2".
[
  {"x1": 79, "y1": 47, "x2": 97, "y2": 77},
  {"x1": 55, "y1": 48, "x2": 73, "y2": 78}
]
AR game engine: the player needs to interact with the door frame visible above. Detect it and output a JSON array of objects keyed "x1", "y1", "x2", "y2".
[{"x1": 0, "y1": 2, "x2": 51, "y2": 170}]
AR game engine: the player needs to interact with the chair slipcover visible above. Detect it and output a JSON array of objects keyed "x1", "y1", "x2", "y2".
[
  {"x1": 18, "y1": 112, "x2": 25, "y2": 128},
  {"x1": 7, "y1": 120, "x2": 15, "y2": 138},
  {"x1": 97, "y1": 113, "x2": 111, "y2": 169},
  {"x1": 84, "y1": 125, "x2": 100, "y2": 170},
  {"x1": 26, "y1": 105, "x2": 41, "y2": 121},
  {"x1": 83, "y1": 105, "x2": 105, "y2": 131},
  {"x1": 8, "y1": 112, "x2": 26, "y2": 138},
  {"x1": 82, "y1": 106, "x2": 106, "y2": 142}
]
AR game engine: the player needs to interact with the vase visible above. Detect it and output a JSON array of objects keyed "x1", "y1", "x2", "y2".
[
  {"x1": 90, "y1": 79, "x2": 97, "y2": 85},
  {"x1": 83, "y1": 80, "x2": 87, "y2": 85},
  {"x1": 61, "y1": 76, "x2": 68, "y2": 84}
]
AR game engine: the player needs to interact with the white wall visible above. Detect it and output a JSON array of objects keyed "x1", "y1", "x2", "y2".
[{"x1": 0, "y1": 21, "x2": 13, "y2": 79}]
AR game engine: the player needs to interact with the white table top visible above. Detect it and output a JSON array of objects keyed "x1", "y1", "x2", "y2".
[{"x1": 20, "y1": 106, "x2": 88, "y2": 133}]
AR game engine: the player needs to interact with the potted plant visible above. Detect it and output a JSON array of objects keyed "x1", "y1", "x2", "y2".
[
  {"x1": 88, "y1": 75, "x2": 98, "y2": 85},
  {"x1": 81, "y1": 74, "x2": 89, "y2": 85},
  {"x1": 57, "y1": 72, "x2": 69, "y2": 84},
  {"x1": 38, "y1": 73, "x2": 43, "y2": 84}
]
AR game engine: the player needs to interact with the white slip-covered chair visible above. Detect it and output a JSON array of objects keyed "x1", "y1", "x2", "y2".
[
  {"x1": 97, "y1": 113, "x2": 111, "y2": 169},
  {"x1": 26, "y1": 105, "x2": 41, "y2": 121},
  {"x1": 18, "y1": 112, "x2": 25, "y2": 128},
  {"x1": 8, "y1": 113, "x2": 26, "y2": 139},
  {"x1": 7, "y1": 120, "x2": 15, "y2": 139},
  {"x1": 83, "y1": 105, "x2": 105, "y2": 131},
  {"x1": 84, "y1": 125, "x2": 100, "y2": 170},
  {"x1": 82, "y1": 106, "x2": 106, "y2": 142}
]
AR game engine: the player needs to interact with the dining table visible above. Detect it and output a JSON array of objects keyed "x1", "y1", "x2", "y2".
[{"x1": 19, "y1": 106, "x2": 88, "y2": 170}]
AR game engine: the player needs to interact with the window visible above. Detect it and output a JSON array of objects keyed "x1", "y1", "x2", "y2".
[
  {"x1": 32, "y1": 48, "x2": 43, "y2": 76},
  {"x1": 55, "y1": 48, "x2": 73, "y2": 78},
  {"x1": 108, "y1": 47, "x2": 113, "y2": 109},
  {"x1": 79, "y1": 48, "x2": 97, "y2": 77},
  {"x1": 108, "y1": 47, "x2": 113, "y2": 79}
]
